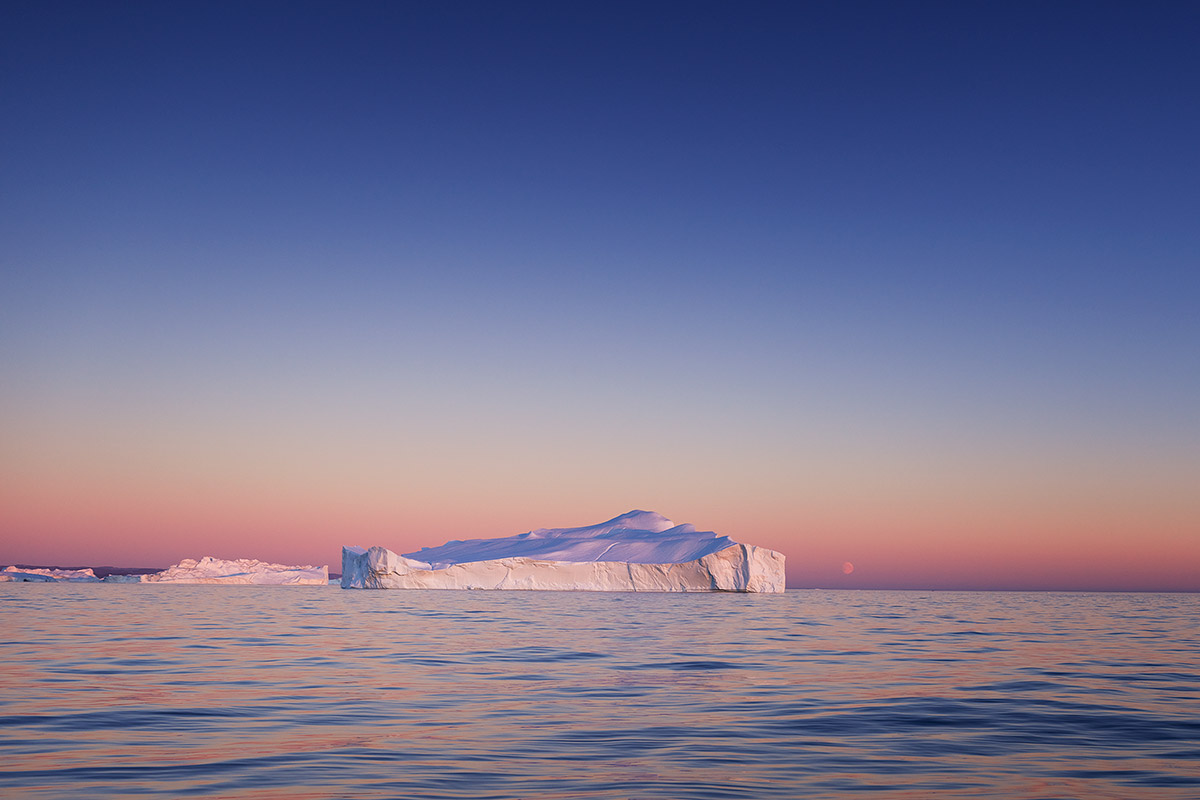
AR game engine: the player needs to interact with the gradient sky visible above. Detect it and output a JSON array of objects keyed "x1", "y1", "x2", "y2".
[{"x1": 2, "y1": 1, "x2": 1198, "y2": 590}]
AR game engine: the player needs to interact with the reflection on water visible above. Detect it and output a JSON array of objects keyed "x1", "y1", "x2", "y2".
[{"x1": 1, "y1": 586, "x2": 1198, "y2": 798}]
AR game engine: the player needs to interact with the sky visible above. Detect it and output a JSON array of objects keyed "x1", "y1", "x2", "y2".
[{"x1": 2, "y1": 1, "x2": 1197, "y2": 590}]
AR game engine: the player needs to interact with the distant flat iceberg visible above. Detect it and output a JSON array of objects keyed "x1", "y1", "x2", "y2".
[
  {"x1": 1, "y1": 566, "x2": 100, "y2": 583},
  {"x1": 112, "y1": 557, "x2": 328, "y2": 585},
  {"x1": 342, "y1": 511, "x2": 785, "y2": 593}
]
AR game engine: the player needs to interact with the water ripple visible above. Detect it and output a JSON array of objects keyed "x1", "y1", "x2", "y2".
[{"x1": 1, "y1": 586, "x2": 1197, "y2": 799}]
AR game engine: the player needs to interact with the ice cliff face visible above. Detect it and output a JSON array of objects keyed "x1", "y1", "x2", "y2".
[
  {"x1": 130, "y1": 557, "x2": 327, "y2": 585},
  {"x1": 342, "y1": 511, "x2": 785, "y2": 593}
]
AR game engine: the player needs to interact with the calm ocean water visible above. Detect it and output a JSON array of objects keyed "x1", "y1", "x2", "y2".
[{"x1": 1, "y1": 586, "x2": 1197, "y2": 799}]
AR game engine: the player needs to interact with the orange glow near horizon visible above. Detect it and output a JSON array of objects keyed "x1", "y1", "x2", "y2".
[
  {"x1": 2, "y1": 404, "x2": 1197, "y2": 590},
  {"x1": 4, "y1": 467, "x2": 1197, "y2": 591}
]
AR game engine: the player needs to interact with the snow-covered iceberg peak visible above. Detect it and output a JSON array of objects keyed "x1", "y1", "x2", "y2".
[
  {"x1": 343, "y1": 511, "x2": 786, "y2": 593},
  {"x1": 531, "y1": 509, "x2": 678, "y2": 537}
]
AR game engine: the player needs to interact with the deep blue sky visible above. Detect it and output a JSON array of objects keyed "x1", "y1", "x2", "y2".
[{"x1": 2, "y1": 2, "x2": 1198, "y2": 589}]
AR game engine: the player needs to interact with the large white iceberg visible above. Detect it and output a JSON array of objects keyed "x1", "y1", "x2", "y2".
[
  {"x1": 119, "y1": 557, "x2": 328, "y2": 585},
  {"x1": 342, "y1": 511, "x2": 785, "y2": 593},
  {"x1": 1, "y1": 566, "x2": 100, "y2": 583}
]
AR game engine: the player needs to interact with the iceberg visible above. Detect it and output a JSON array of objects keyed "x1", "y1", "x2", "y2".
[
  {"x1": 342, "y1": 511, "x2": 785, "y2": 593},
  {"x1": 1, "y1": 566, "x2": 101, "y2": 583},
  {"x1": 123, "y1": 557, "x2": 328, "y2": 585}
]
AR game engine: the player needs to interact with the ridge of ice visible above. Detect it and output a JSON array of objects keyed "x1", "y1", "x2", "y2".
[
  {"x1": 129, "y1": 556, "x2": 328, "y2": 585},
  {"x1": 343, "y1": 511, "x2": 786, "y2": 593},
  {"x1": 1, "y1": 566, "x2": 100, "y2": 583}
]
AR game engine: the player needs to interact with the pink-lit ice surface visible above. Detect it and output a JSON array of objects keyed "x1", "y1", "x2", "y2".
[{"x1": 343, "y1": 511, "x2": 784, "y2": 592}]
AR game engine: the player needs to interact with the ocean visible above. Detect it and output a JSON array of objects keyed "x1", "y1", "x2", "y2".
[{"x1": 1, "y1": 585, "x2": 1197, "y2": 799}]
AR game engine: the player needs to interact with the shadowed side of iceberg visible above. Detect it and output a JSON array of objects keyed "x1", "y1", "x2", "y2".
[{"x1": 341, "y1": 542, "x2": 785, "y2": 593}]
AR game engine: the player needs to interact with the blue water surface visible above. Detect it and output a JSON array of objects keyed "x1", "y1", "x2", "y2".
[{"x1": 1, "y1": 586, "x2": 1197, "y2": 799}]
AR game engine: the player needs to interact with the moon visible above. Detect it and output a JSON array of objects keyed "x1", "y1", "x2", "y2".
[{"x1": 841, "y1": 561, "x2": 854, "y2": 575}]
